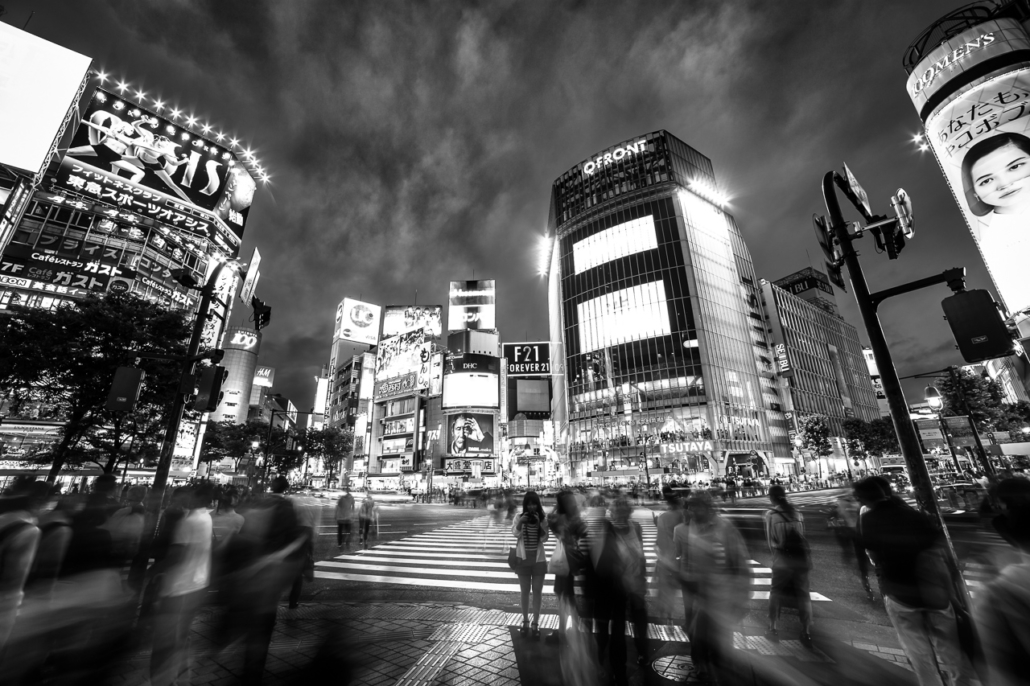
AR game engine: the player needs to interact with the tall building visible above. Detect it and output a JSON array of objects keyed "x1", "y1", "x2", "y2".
[
  {"x1": 761, "y1": 270, "x2": 881, "y2": 473},
  {"x1": 210, "y1": 327, "x2": 260, "y2": 424},
  {"x1": 305, "y1": 365, "x2": 328, "y2": 431},
  {"x1": 546, "y1": 130, "x2": 792, "y2": 483}
]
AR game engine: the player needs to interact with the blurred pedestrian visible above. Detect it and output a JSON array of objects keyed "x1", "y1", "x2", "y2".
[
  {"x1": 854, "y1": 476, "x2": 975, "y2": 686},
  {"x1": 358, "y1": 494, "x2": 379, "y2": 549},
  {"x1": 593, "y1": 495, "x2": 649, "y2": 684},
  {"x1": 677, "y1": 492, "x2": 750, "y2": 684},
  {"x1": 211, "y1": 488, "x2": 245, "y2": 547},
  {"x1": 335, "y1": 487, "x2": 355, "y2": 550},
  {"x1": 829, "y1": 491, "x2": 874, "y2": 600},
  {"x1": 512, "y1": 491, "x2": 548, "y2": 638},
  {"x1": 546, "y1": 490, "x2": 587, "y2": 645},
  {"x1": 973, "y1": 477, "x2": 1030, "y2": 686},
  {"x1": 654, "y1": 486, "x2": 685, "y2": 626},
  {"x1": 147, "y1": 484, "x2": 213, "y2": 686},
  {"x1": 0, "y1": 490, "x2": 41, "y2": 651},
  {"x1": 104, "y1": 484, "x2": 147, "y2": 566},
  {"x1": 288, "y1": 491, "x2": 317, "y2": 609},
  {"x1": 764, "y1": 485, "x2": 814, "y2": 646}
]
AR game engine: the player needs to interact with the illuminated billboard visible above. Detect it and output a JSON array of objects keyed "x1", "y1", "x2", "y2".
[
  {"x1": 383, "y1": 305, "x2": 443, "y2": 339},
  {"x1": 448, "y1": 280, "x2": 495, "y2": 331},
  {"x1": 56, "y1": 88, "x2": 257, "y2": 248},
  {"x1": 336, "y1": 298, "x2": 381, "y2": 346},
  {"x1": 503, "y1": 342, "x2": 551, "y2": 377},
  {"x1": 253, "y1": 366, "x2": 275, "y2": 388},
  {"x1": 573, "y1": 215, "x2": 657, "y2": 274},
  {"x1": 908, "y1": 20, "x2": 1030, "y2": 316},
  {"x1": 515, "y1": 378, "x2": 551, "y2": 412},
  {"x1": 447, "y1": 412, "x2": 495, "y2": 456},
  {"x1": 0, "y1": 24, "x2": 92, "y2": 178},
  {"x1": 375, "y1": 328, "x2": 430, "y2": 384},
  {"x1": 428, "y1": 352, "x2": 444, "y2": 397},
  {"x1": 443, "y1": 353, "x2": 499, "y2": 408},
  {"x1": 576, "y1": 280, "x2": 671, "y2": 354}
]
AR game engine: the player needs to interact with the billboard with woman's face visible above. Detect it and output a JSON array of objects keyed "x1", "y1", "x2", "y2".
[
  {"x1": 927, "y1": 68, "x2": 1030, "y2": 315},
  {"x1": 909, "y1": 19, "x2": 1030, "y2": 316}
]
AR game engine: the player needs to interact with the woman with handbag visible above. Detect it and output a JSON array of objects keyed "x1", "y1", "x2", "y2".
[
  {"x1": 546, "y1": 490, "x2": 588, "y2": 645},
  {"x1": 512, "y1": 491, "x2": 549, "y2": 638}
]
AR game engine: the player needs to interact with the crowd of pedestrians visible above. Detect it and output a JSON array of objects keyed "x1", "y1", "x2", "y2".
[{"x1": 0, "y1": 474, "x2": 315, "y2": 685}]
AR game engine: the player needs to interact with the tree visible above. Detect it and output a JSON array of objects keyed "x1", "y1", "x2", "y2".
[
  {"x1": 0, "y1": 306, "x2": 58, "y2": 417},
  {"x1": 7, "y1": 293, "x2": 192, "y2": 480},
  {"x1": 301, "y1": 426, "x2": 354, "y2": 485},
  {"x1": 843, "y1": 417, "x2": 900, "y2": 458},
  {"x1": 935, "y1": 367, "x2": 1006, "y2": 432},
  {"x1": 200, "y1": 419, "x2": 267, "y2": 471},
  {"x1": 797, "y1": 414, "x2": 833, "y2": 458}
]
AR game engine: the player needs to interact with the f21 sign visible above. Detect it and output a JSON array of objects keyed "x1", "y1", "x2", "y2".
[{"x1": 503, "y1": 342, "x2": 550, "y2": 377}]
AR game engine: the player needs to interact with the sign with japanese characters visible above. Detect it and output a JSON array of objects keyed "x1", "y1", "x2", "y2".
[
  {"x1": 0, "y1": 241, "x2": 136, "y2": 294},
  {"x1": 913, "y1": 22, "x2": 1030, "y2": 316},
  {"x1": 444, "y1": 458, "x2": 495, "y2": 473},
  {"x1": 56, "y1": 88, "x2": 257, "y2": 250}
]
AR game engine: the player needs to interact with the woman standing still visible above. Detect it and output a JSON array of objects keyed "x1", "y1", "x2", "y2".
[
  {"x1": 764, "y1": 485, "x2": 813, "y2": 646},
  {"x1": 512, "y1": 491, "x2": 549, "y2": 638}
]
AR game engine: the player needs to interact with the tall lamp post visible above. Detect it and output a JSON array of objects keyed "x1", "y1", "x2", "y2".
[{"x1": 925, "y1": 385, "x2": 964, "y2": 476}]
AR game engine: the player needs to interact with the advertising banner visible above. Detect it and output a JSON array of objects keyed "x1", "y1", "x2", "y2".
[
  {"x1": 382, "y1": 436, "x2": 414, "y2": 454},
  {"x1": 59, "y1": 88, "x2": 256, "y2": 240},
  {"x1": 337, "y1": 298, "x2": 382, "y2": 346},
  {"x1": 253, "y1": 366, "x2": 275, "y2": 387},
  {"x1": 448, "y1": 280, "x2": 496, "y2": 331},
  {"x1": 442, "y1": 353, "x2": 499, "y2": 408},
  {"x1": 384, "y1": 417, "x2": 415, "y2": 435},
  {"x1": 0, "y1": 241, "x2": 136, "y2": 295},
  {"x1": 383, "y1": 305, "x2": 443, "y2": 339},
  {"x1": 503, "y1": 342, "x2": 551, "y2": 377},
  {"x1": 239, "y1": 247, "x2": 261, "y2": 304},
  {"x1": 373, "y1": 371, "x2": 418, "y2": 401},
  {"x1": 428, "y1": 353, "x2": 444, "y2": 397},
  {"x1": 915, "y1": 22, "x2": 1030, "y2": 315},
  {"x1": 0, "y1": 23, "x2": 92, "y2": 177},
  {"x1": 375, "y1": 328, "x2": 430, "y2": 383},
  {"x1": 943, "y1": 416, "x2": 980, "y2": 448},
  {"x1": 447, "y1": 412, "x2": 495, "y2": 456},
  {"x1": 913, "y1": 417, "x2": 948, "y2": 452}
]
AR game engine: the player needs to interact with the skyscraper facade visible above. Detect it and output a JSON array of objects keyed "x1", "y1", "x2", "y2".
[{"x1": 546, "y1": 130, "x2": 792, "y2": 483}]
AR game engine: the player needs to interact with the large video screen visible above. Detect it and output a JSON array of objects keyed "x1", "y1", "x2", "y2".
[
  {"x1": 573, "y1": 215, "x2": 657, "y2": 274},
  {"x1": 383, "y1": 305, "x2": 443, "y2": 339},
  {"x1": 924, "y1": 66, "x2": 1030, "y2": 316},
  {"x1": 337, "y1": 298, "x2": 382, "y2": 346},
  {"x1": 375, "y1": 328, "x2": 430, "y2": 384},
  {"x1": 443, "y1": 372, "x2": 499, "y2": 408},
  {"x1": 576, "y1": 280, "x2": 671, "y2": 354},
  {"x1": 0, "y1": 24, "x2": 92, "y2": 176},
  {"x1": 447, "y1": 412, "x2": 495, "y2": 456},
  {"x1": 448, "y1": 280, "x2": 495, "y2": 331},
  {"x1": 56, "y1": 88, "x2": 257, "y2": 243},
  {"x1": 516, "y1": 378, "x2": 551, "y2": 412}
]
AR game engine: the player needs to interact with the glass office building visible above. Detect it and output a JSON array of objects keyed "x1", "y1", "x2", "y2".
[{"x1": 546, "y1": 130, "x2": 792, "y2": 483}]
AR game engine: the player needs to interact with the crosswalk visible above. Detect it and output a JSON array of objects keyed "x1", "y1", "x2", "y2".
[{"x1": 315, "y1": 515, "x2": 832, "y2": 602}]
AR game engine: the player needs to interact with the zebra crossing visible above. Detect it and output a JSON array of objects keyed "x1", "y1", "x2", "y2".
[{"x1": 315, "y1": 514, "x2": 832, "y2": 602}]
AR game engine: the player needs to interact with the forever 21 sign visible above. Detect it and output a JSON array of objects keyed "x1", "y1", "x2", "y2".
[{"x1": 503, "y1": 342, "x2": 550, "y2": 377}]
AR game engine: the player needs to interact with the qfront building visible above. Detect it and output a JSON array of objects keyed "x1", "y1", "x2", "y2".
[{"x1": 546, "y1": 130, "x2": 793, "y2": 484}]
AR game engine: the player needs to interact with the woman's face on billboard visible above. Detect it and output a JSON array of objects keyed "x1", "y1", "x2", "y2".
[{"x1": 972, "y1": 142, "x2": 1030, "y2": 214}]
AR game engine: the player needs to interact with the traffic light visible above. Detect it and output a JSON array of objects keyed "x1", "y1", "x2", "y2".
[
  {"x1": 813, "y1": 214, "x2": 846, "y2": 291},
  {"x1": 189, "y1": 365, "x2": 228, "y2": 412},
  {"x1": 941, "y1": 289, "x2": 1014, "y2": 363},
  {"x1": 252, "y1": 297, "x2": 271, "y2": 330},
  {"x1": 106, "y1": 366, "x2": 145, "y2": 412}
]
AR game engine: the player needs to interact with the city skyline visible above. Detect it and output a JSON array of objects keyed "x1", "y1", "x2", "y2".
[{"x1": 0, "y1": 0, "x2": 983, "y2": 409}]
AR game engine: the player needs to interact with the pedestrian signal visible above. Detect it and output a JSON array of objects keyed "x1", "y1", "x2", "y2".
[
  {"x1": 941, "y1": 289, "x2": 1014, "y2": 363},
  {"x1": 106, "y1": 367, "x2": 145, "y2": 412}
]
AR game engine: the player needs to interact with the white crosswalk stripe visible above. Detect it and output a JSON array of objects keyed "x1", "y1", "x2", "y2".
[{"x1": 315, "y1": 515, "x2": 833, "y2": 601}]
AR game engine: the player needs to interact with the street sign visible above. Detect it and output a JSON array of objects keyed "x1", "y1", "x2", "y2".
[
  {"x1": 239, "y1": 247, "x2": 261, "y2": 304},
  {"x1": 842, "y1": 162, "x2": 873, "y2": 218},
  {"x1": 892, "y1": 188, "x2": 914, "y2": 239}
]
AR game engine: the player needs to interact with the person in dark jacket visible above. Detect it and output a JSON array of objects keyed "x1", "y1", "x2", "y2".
[
  {"x1": 546, "y1": 490, "x2": 587, "y2": 646},
  {"x1": 854, "y1": 477, "x2": 975, "y2": 686}
]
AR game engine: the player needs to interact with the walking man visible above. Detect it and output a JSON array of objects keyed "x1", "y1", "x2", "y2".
[{"x1": 335, "y1": 488, "x2": 355, "y2": 551}]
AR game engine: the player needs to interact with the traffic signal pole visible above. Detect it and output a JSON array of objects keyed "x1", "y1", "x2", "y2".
[
  {"x1": 822, "y1": 171, "x2": 974, "y2": 611},
  {"x1": 128, "y1": 258, "x2": 230, "y2": 588}
]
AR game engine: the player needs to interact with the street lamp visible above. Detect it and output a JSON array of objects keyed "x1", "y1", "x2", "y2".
[{"x1": 925, "y1": 385, "x2": 943, "y2": 411}]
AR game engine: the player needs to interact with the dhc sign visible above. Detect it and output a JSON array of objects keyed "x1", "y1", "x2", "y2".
[{"x1": 583, "y1": 140, "x2": 646, "y2": 175}]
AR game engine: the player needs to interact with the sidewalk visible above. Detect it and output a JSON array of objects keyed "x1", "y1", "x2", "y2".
[{"x1": 105, "y1": 601, "x2": 916, "y2": 685}]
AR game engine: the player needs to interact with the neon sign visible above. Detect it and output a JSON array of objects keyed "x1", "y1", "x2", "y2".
[{"x1": 583, "y1": 140, "x2": 646, "y2": 175}]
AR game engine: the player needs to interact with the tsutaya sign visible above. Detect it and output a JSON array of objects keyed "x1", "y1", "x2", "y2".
[{"x1": 583, "y1": 140, "x2": 646, "y2": 175}]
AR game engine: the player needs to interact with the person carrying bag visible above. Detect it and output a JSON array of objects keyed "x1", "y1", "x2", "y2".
[{"x1": 511, "y1": 491, "x2": 548, "y2": 639}]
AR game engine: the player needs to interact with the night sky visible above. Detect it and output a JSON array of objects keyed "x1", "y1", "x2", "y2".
[{"x1": 3, "y1": 0, "x2": 985, "y2": 409}]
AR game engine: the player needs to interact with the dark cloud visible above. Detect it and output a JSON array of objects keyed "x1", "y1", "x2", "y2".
[{"x1": 5, "y1": 0, "x2": 984, "y2": 408}]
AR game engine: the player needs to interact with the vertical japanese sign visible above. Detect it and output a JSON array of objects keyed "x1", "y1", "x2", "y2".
[
  {"x1": 239, "y1": 247, "x2": 261, "y2": 304},
  {"x1": 0, "y1": 178, "x2": 32, "y2": 253}
]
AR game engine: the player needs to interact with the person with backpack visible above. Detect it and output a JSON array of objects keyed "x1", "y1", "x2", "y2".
[{"x1": 764, "y1": 484, "x2": 813, "y2": 646}]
